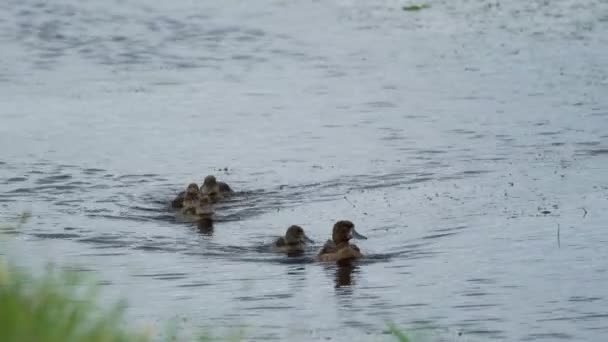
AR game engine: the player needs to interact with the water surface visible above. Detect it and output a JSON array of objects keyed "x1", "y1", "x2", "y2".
[{"x1": 1, "y1": 0, "x2": 608, "y2": 341}]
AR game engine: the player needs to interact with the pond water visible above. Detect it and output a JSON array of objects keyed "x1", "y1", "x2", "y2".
[{"x1": 1, "y1": 0, "x2": 608, "y2": 341}]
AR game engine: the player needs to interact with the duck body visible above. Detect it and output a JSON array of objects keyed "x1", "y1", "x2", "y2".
[
  {"x1": 317, "y1": 242, "x2": 362, "y2": 262},
  {"x1": 171, "y1": 191, "x2": 186, "y2": 209},
  {"x1": 272, "y1": 237, "x2": 307, "y2": 255},
  {"x1": 177, "y1": 206, "x2": 214, "y2": 223},
  {"x1": 218, "y1": 181, "x2": 233, "y2": 193},
  {"x1": 171, "y1": 183, "x2": 200, "y2": 209},
  {"x1": 181, "y1": 192, "x2": 199, "y2": 213}
]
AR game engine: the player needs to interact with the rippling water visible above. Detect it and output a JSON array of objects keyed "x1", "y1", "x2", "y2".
[{"x1": 1, "y1": 0, "x2": 608, "y2": 341}]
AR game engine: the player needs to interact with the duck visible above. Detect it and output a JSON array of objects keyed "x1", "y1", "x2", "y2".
[
  {"x1": 175, "y1": 183, "x2": 215, "y2": 222},
  {"x1": 200, "y1": 175, "x2": 234, "y2": 202},
  {"x1": 181, "y1": 193, "x2": 199, "y2": 215},
  {"x1": 195, "y1": 195, "x2": 214, "y2": 217},
  {"x1": 179, "y1": 194, "x2": 215, "y2": 222},
  {"x1": 182, "y1": 194, "x2": 214, "y2": 217},
  {"x1": 272, "y1": 225, "x2": 314, "y2": 255},
  {"x1": 171, "y1": 183, "x2": 200, "y2": 209},
  {"x1": 317, "y1": 220, "x2": 367, "y2": 263}
]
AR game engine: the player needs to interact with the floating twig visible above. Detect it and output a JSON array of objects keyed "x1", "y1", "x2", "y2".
[
  {"x1": 582, "y1": 207, "x2": 588, "y2": 218},
  {"x1": 557, "y1": 224, "x2": 561, "y2": 248}
]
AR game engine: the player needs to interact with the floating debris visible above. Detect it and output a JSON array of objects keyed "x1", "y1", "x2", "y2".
[{"x1": 402, "y1": 4, "x2": 430, "y2": 11}]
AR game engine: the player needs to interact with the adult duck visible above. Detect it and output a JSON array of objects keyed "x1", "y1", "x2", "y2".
[{"x1": 317, "y1": 220, "x2": 367, "y2": 263}]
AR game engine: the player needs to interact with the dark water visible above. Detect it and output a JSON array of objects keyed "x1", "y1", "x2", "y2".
[{"x1": 1, "y1": 0, "x2": 608, "y2": 340}]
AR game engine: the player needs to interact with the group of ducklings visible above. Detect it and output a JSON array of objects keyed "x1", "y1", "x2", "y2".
[
  {"x1": 172, "y1": 175, "x2": 368, "y2": 263},
  {"x1": 171, "y1": 175, "x2": 234, "y2": 217}
]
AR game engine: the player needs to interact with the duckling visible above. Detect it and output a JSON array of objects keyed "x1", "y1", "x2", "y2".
[
  {"x1": 175, "y1": 182, "x2": 215, "y2": 222},
  {"x1": 200, "y1": 175, "x2": 234, "y2": 202},
  {"x1": 171, "y1": 183, "x2": 200, "y2": 209},
  {"x1": 195, "y1": 195, "x2": 214, "y2": 217},
  {"x1": 181, "y1": 193, "x2": 214, "y2": 218},
  {"x1": 317, "y1": 220, "x2": 367, "y2": 262},
  {"x1": 272, "y1": 225, "x2": 314, "y2": 255},
  {"x1": 181, "y1": 192, "x2": 199, "y2": 215}
]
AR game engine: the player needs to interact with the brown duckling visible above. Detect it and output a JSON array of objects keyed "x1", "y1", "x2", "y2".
[
  {"x1": 182, "y1": 194, "x2": 214, "y2": 217},
  {"x1": 200, "y1": 175, "x2": 234, "y2": 202},
  {"x1": 317, "y1": 220, "x2": 367, "y2": 262},
  {"x1": 272, "y1": 225, "x2": 314, "y2": 254},
  {"x1": 182, "y1": 193, "x2": 199, "y2": 215},
  {"x1": 195, "y1": 195, "x2": 214, "y2": 217},
  {"x1": 171, "y1": 183, "x2": 200, "y2": 209}
]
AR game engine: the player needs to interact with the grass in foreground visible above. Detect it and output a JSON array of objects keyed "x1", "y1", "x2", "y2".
[
  {"x1": 0, "y1": 261, "x2": 149, "y2": 342},
  {"x1": 389, "y1": 323, "x2": 412, "y2": 342}
]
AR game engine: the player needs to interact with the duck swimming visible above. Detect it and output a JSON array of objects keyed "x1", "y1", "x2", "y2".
[
  {"x1": 171, "y1": 175, "x2": 233, "y2": 208},
  {"x1": 182, "y1": 193, "x2": 199, "y2": 215},
  {"x1": 171, "y1": 183, "x2": 200, "y2": 209},
  {"x1": 272, "y1": 225, "x2": 314, "y2": 255},
  {"x1": 175, "y1": 182, "x2": 215, "y2": 222},
  {"x1": 317, "y1": 220, "x2": 367, "y2": 263},
  {"x1": 182, "y1": 193, "x2": 214, "y2": 217},
  {"x1": 200, "y1": 175, "x2": 234, "y2": 202},
  {"x1": 196, "y1": 195, "x2": 214, "y2": 217}
]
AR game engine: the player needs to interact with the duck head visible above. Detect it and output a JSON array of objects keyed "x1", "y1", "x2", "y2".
[
  {"x1": 186, "y1": 183, "x2": 200, "y2": 195},
  {"x1": 284, "y1": 225, "x2": 314, "y2": 245},
  {"x1": 332, "y1": 220, "x2": 367, "y2": 244},
  {"x1": 201, "y1": 175, "x2": 217, "y2": 190},
  {"x1": 201, "y1": 175, "x2": 221, "y2": 199}
]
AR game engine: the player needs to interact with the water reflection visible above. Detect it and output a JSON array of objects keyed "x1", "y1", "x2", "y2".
[
  {"x1": 286, "y1": 264, "x2": 306, "y2": 276},
  {"x1": 335, "y1": 263, "x2": 358, "y2": 288},
  {"x1": 196, "y1": 217, "x2": 214, "y2": 235},
  {"x1": 286, "y1": 265, "x2": 307, "y2": 298},
  {"x1": 286, "y1": 250, "x2": 305, "y2": 258}
]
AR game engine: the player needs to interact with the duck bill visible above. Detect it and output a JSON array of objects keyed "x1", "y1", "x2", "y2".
[
  {"x1": 303, "y1": 234, "x2": 314, "y2": 243},
  {"x1": 351, "y1": 228, "x2": 367, "y2": 240}
]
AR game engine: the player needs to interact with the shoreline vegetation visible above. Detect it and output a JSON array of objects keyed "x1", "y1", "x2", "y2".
[{"x1": 1, "y1": 213, "x2": 414, "y2": 341}]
